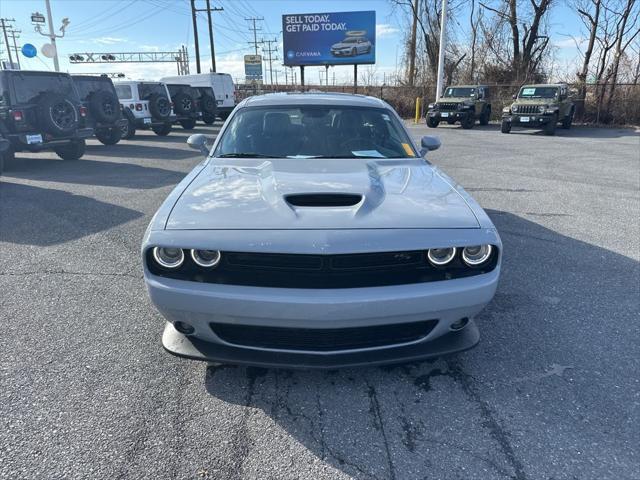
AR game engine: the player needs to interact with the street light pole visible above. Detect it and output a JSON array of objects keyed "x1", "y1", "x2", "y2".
[
  {"x1": 435, "y1": 0, "x2": 448, "y2": 99},
  {"x1": 33, "y1": 0, "x2": 68, "y2": 72},
  {"x1": 45, "y1": 0, "x2": 59, "y2": 71}
]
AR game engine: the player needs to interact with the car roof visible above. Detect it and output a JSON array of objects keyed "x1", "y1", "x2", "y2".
[
  {"x1": 241, "y1": 92, "x2": 388, "y2": 108},
  {"x1": 520, "y1": 83, "x2": 566, "y2": 88},
  {"x1": 445, "y1": 85, "x2": 487, "y2": 88}
]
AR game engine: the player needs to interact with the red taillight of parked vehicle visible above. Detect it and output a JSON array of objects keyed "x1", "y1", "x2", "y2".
[
  {"x1": 12, "y1": 110, "x2": 24, "y2": 122},
  {"x1": 135, "y1": 103, "x2": 143, "y2": 111},
  {"x1": 79, "y1": 106, "x2": 88, "y2": 117}
]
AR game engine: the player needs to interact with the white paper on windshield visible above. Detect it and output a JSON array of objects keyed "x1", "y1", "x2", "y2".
[
  {"x1": 352, "y1": 150, "x2": 385, "y2": 158},
  {"x1": 287, "y1": 155, "x2": 319, "y2": 159},
  {"x1": 522, "y1": 88, "x2": 535, "y2": 96}
]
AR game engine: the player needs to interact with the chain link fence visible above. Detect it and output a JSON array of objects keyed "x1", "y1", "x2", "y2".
[{"x1": 236, "y1": 83, "x2": 640, "y2": 125}]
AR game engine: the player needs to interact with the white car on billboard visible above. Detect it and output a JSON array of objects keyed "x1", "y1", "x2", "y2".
[{"x1": 330, "y1": 31, "x2": 372, "y2": 57}]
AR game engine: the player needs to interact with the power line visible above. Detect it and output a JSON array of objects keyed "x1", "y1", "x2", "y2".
[
  {"x1": 7, "y1": 28, "x2": 21, "y2": 69},
  {"x1": 193, "y1": 1, "x2": 223, "y2": 73},
  {"x1": 245, "y1": 16, "x2": 263, "y2": 55}
]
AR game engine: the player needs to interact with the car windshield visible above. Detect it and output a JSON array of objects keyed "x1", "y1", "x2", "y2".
[
  {"x1": 518, "y1": 87, "x2": 558, "y2": 99},
  {"x1": 214, "y1": 105, "x2": 417, "y2": 159},
  {"x1": 73, "y1": 77, "x2": 112, "y2": 101},
  {"x1": 137, "y1": 83, "x2": 166, "y2": 99},
  {"x1": 443, "y1": 87, "x2": 475, "y2": 98},
  {"x1": 12, "y1": 73, "x2": 76, "y2": 103}
]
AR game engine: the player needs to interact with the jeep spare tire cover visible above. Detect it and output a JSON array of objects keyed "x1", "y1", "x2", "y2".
[
  {"x1": 148, "y1": 93, "x2": 171, "y2": 120},
  {"x1": 200, "y1": 95, "x2": 217, "y2": 115},
  {"x1": 90, "y1": 90, "x2": 120, "y2": 123},
  {"x1": 173, "y1": 92, "x2": 194, "y2": 115},
  {"x1": 38, "y1": 94, "x2": 78, "y2": 136}
]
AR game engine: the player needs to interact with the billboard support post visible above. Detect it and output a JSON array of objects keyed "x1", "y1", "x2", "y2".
[
  {"x1": 325, "y1": 65, "x2": 330, "y2": 92},
  {"x1": 300, "y1": 66, "x2": 305, "y2": 90},
  {"x1": 354, "y1": 64, "x2": 358, "y2": 94}
]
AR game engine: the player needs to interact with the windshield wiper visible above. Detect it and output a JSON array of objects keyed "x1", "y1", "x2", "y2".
[{"x1": 217, "y1": 153, "x2": 279, "y2": 158}]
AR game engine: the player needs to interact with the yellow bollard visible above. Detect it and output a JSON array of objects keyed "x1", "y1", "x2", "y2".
[{"x1": 414, "y1": 97, "x2": 421, "y2": 123}]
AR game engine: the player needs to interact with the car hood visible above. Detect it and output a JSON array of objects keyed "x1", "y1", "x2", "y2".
[
  {"x1": 437, "y1": 97, "x2": 473, "y2": 104},
  {"x1": 332, "y1": 42, "x2": 354, "y2": 49},
  {"x1": 165, "y1": 158, "x2": 480, "y2": 230}
]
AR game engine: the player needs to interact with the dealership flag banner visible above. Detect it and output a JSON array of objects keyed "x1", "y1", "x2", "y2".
[{"x1": 282, "y1": 11, "x2": 376, "y2": 66}]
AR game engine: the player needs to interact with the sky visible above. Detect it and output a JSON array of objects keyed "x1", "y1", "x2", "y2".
[{"x1": 0, "y1": 0, "x2": 586, "y2": 85}]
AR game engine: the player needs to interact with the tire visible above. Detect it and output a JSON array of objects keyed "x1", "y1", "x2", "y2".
[
  {"x1": 202, "y1": 113, "x2": 216, "y2": 124},
  {"x1": 544, "y1": 115, "x2": 557, "y2": 136},
  {"x1": 501, "y1": 120, "x2": 511, "y2": 134},
  {"x1": 173, "y1": 92, "x2": 195, "y2": 116},
  {"x1": 152, "y1": 123, "x2": 172, "y2": 136},
  {"x1": 121, "y1": 109, "x2": 136, "y2": 139},
  {"x1": 95, "y1": 127, "x2": 122, "y2": 145},
  {"x1": 200, "y1": 95, "x2": 217, "y2": 117},
  {"x1": 427, "y1": 117, "x2": 439, "y2": 128},
  {"x1": 562, "y1": 110, "x2": 574, "y2": 129},
  {"x1": 38, "y1": 94, "x2": 78, "y2": 136},
  {"x1": 89, "y1": 90, "x2": 120, "y2": 123},
  {"x1": 148, "y1": 94, "x2": 171, "y2": 121},
  {"x1": 0, "y1": 146, "x2": 16, "y2": 175},
  {"x1": 480, "y1": 107, "x2": 491, "y2": 126},
  {"x1": 461, "y1": 114, "x2": 474, "y2": 129},
  {"x1": 54, "y1": 139, "x2": 86, "y2": 160},
  {"x1": 179, "y1": 118, "x2": 196, "y2": 130}
]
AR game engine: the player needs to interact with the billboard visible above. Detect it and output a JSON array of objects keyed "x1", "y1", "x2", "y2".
[
  {"x1": 282, "y1": 11, "x2": 376, "y2": 66},
  {"x1": 244, "y1": 54, "x2": 263, "y2": 82}
]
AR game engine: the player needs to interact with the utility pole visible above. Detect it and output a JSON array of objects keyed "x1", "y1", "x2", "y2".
[
  {"x1": 246, "y1": 17, "x2": 263, "y2": 55},
  {"x1": 0, "y1": 18, "x2": 15, "y2": 68},
  {"x1": 262, "y1": 37, "x2": 278, "y2": 85},
  {"x1": 190, "y1": 0, "x2": 201, "y2": 73},
  {"x1": 435, "y1": 0, "x2": 448, "y2": 99},
  {"x1": 8, "y1": 28, "x2": 21, "y2": 69},
  {"x1": 193, "y1": 0, "x2": 223, "y2": 72},
  {"x1": 408, "y1": 0, "x2": 419, "y2": 86}
]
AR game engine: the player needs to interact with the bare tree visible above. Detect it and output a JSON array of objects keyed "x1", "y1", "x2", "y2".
[{"x1": 574, "y1": 0, "x2": 602, "y2": 117}]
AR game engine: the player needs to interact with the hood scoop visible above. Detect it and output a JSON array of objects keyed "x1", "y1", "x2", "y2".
[{"x1": 285, "y1": 193, "x2": 363, "y2": 207}]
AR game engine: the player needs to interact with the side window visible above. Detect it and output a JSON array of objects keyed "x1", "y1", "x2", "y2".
[{"x1": 115, "y1": 84, "x2": 132, "y2": 100}]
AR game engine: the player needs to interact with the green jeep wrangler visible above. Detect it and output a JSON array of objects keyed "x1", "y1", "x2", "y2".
[
  {"x1": 501, "y1": 84, "x2": 575, "y2": 136},
  {"x1": 426, "y1": 85, "x2": 491, "y2": 129}
]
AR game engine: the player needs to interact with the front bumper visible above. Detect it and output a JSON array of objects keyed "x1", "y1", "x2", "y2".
[
  {"x1": 427, "y1": 110, "x2": 471, "y2": 121},
  {"x1": 7, "y1": 128, "x2": 93, "y2": 151},
  {"x1": 331, "y1": 49, "x2": 354, "y2": 57},
  {"x1": 502, "y1": 114, "x2": 553, "y2": 126},
  {"x1": 146, "y1": 269, "x2": 499, "y2": 367}
]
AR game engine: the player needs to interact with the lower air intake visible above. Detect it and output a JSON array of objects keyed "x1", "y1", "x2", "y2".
[{"x1": 210, "y1": 320, "x2": 438, "y2": 351}]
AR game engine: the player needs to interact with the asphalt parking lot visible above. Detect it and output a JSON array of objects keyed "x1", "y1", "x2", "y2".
[{"x1": 1, "y1": 121, "x2": 638, "y2": 480}]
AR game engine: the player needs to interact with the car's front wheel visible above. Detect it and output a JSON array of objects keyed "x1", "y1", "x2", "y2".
[
  {"x1": 427, "y1": 117, "x2": 439, "y2": 128},
  {"x1": 544, "y1": 115, "x2": 557, "y2": 136},
  {"x1": 54, "y1": 139, "x2": 86, "y2": 160},
  {"x1": 480, "y1": 107, "x2": 491, "y2": 125},
  {"x1": 501, "y1": 120, "x2": 511, "y2": 134},
  {"x1": 461, "y1": 115, "x2": 474, "y2": 129},
  {"x1": 562, "y1": 110, "x2": 574, "y2": 129},
  {"x1": 152, "y1": 123, "x2": 172, "y2": 136},
  {"x1": 95, "y1": 127, "x2": 122, "y2": 145}
]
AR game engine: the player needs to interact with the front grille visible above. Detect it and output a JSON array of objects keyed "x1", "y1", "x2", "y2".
[
  {"x1": 146, "y1": 248, "x2": 499, "y2": 288},
  {"x1": 210, "y1": 320, "x2": 438, "y2": 351},
  {"x1": 515, "y1": 104, "x2": 540, "y2": 114},
  {"x1": 438, "y1": 102, "x2": 459, "y2": 111}
]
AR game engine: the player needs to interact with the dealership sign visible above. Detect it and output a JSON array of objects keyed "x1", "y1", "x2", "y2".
[
  {"x1": 282, "y1": 11, "x2": 376, "y2": 66},
  {"x1": 244, "y1": 54, "x2": 263, "y2": 82}
]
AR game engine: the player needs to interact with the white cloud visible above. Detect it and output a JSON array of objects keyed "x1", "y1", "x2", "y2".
[
  {"x1": 553, "y1": 36, "x2": 588, "y2": 49},
  {"x1": 94, "y1": 37, "x2": 127, "y2": 45},
  {"x1": 376, "y1": 24, "x2": 399, "y2": 38}
]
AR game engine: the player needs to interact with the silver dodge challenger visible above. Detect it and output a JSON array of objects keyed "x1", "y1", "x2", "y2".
[{"x1": 142, "y1": 93, "x2": 501, "y2": 368}]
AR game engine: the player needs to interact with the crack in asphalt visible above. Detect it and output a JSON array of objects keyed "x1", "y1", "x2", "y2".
[
  {"x1": 447, "y1": 360, "x2": 528, "y2": 480},
  {"x1": 366, "y1": 381, "x2": 396, "y2": 480}
]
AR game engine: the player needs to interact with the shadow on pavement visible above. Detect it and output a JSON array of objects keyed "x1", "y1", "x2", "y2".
[
  {"x1": 202, "y1": 210, "x2": 639, "y2": 479},
  {"x1": 0, "y1": 181, "x2": 143, "y2": 246},
  {"x1": 84, "y1": 142, "x2": 197, "y2": 160},
  {"x1": 3, "y1": 157, "x2": 186, "y2": 189}
]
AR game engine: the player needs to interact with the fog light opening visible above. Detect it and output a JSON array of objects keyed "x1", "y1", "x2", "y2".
[
  {"x1": 174, "y1": 321, "x2": 195, "y2": 335},
  {"x1": 450, "y1": 317, "x2": 469, "y2": 331}
]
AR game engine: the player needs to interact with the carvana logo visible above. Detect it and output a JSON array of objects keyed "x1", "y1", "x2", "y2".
[{"x1": 287, "y1": 50, "x2": 295, "y2": 59}]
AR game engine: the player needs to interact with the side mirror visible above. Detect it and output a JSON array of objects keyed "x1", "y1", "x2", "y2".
[
  {"x1": 420, "y1": 135, "x2": 441, "y2": 156},
  {"x1": 187, "y1": 133, "x2": 210, "y2": 156},
  {"x1": 512, "y1": 94, "x2": 517, "y2": 99}
]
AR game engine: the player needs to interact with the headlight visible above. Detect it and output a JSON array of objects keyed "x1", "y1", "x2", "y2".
[
  {"x1": 462, "y1": 245, "x2": 493, "y2": 266},
  {"x1": 428, "y1": 103, "x2": 436, "y2": 109},
  {"x1": 427, "y1": 247, "x2": 456, "y2": 266},
  {"x1": 191, "y1": 249, "x2": 221, "y2": 268},
  {"x1": 502, "y1": 106, "x2": 511, "y2": 113},
  {"x1": 511, "y1": 104, "x2": 518, "y2": 113},
  {"x1": 152, "y1": 247, "x2": 184, "y2": 269},
  {"x1": 538, "y1": 105, "x2": 546, "y2": 113}
]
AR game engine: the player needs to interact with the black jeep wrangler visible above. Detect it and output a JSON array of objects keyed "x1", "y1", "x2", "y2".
[
  {"x1": 0, "y1": 70, "x2": 93, "y2": 174},
  {"x1": 71, "y1": 74, "x2": 126, "y2": 145},
  {"x1": 166, "y1": 84, "x2": 199, "y2": 130},
  {"x1": 195, "y1": 86, "x2": 218, "y2": 125}
]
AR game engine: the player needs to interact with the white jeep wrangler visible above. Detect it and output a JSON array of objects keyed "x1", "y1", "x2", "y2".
[{"x1": 113, "y1": 81, "x2": 175, "y2": 138}]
